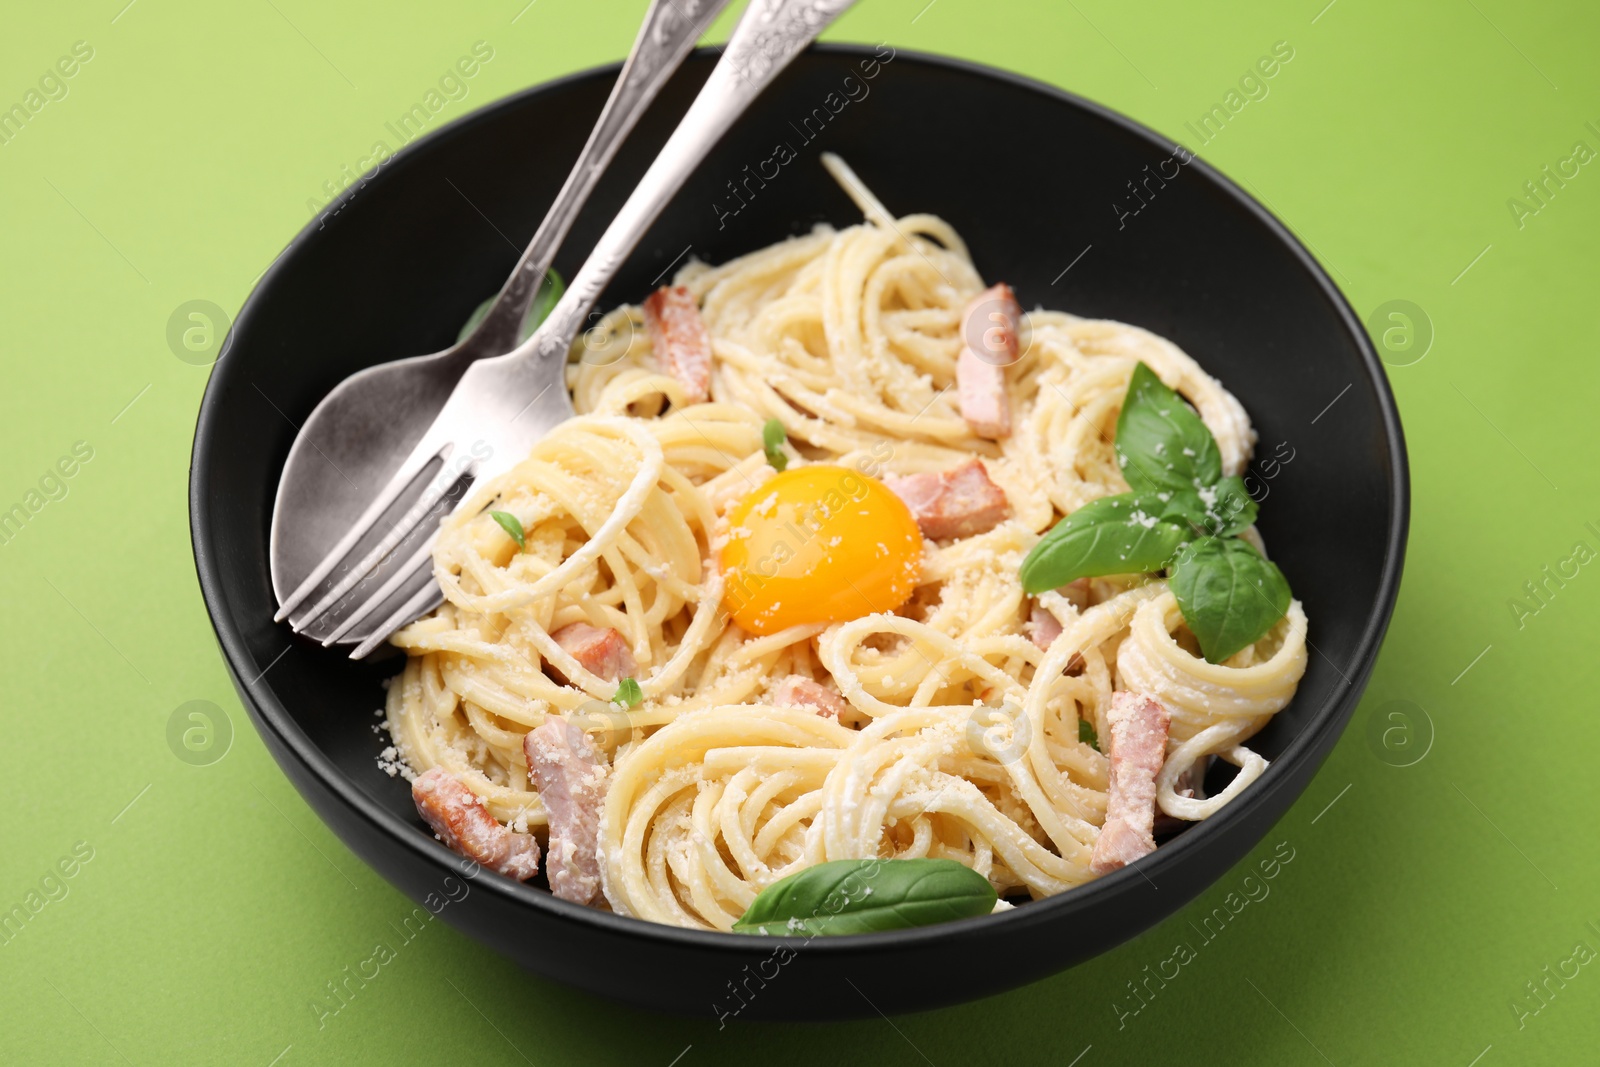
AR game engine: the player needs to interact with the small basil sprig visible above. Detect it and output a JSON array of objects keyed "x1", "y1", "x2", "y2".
[
  {"x1": 733, "y1": 858, "x2": 996, "y2": 936},
  {"x1": 457, "y1": 269, "x2": 566, "y2": 344},
  {"x1": 489, "y1": 510, "x2": 526, "y2": 550},
  {"x1": 1020, "y1": 361, "x2": 1291, "y2": 664},
  {"x1": 613, "y1": 677, "x2": 644, "y2": 708},
  {"x1": 762, "y1": 418, "x2": 788, "y2": 472},
  {"x1": 1078, "y1": 718, "x2": 1100, "y2": 751}
]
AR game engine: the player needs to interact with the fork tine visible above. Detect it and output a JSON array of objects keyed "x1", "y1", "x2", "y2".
[
  {"x1": 318, "y1": 536, "x2": 439, "y2": 646},
  {"x1": 274, "y1": 436, "x2": 450, "y2": 623},
  {"x1": 289, "y1": 462, "x2": 464, "y2": 632},
  {"x1": 350, "y1": 577, "x2": 446, "y2": 660}
]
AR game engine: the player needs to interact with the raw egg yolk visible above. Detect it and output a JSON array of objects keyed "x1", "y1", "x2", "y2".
[{"x1": 720, "y1": 465, "x2": 923, "y2": 634}]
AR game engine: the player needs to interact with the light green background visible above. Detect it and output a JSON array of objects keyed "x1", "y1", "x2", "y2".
[{"x1": 2, "y1": 0, "x2": 1594, "y2": 1063}]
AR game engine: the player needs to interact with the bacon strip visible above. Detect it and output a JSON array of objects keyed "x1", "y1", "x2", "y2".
[
  {"x1": 1029, "y1": 585, "x2": 1087, "y2": 674},
  {"x1": 1089, "y1": 692, "x2": 1171, "y2": 875},
  {"x1": 1028, "y1": 605, "x2": 1083, "y2": 674},
  {"x1": 1028, "y1": 603, "x2": 1063, "y2": 651},
  {"x1": 642, "y1": 285, "x2": 712, "y2": 403},
  {"x1": 886, "y1": 459, "x2": 1010, "y2": 540},
  {"x1": 524, "y1": 719, "x2": 609, "y2": 905},
  {"x1": 957, "y1": 283, "x2": 1020, "y2": 439},
  {"x1": 412, "y1": 768, "x2": 540, "y2": 880},
  {"x1": 548, "y1": 622, "x2": 637, "y2": 684},
  {"x1": 771, "y1": 675, "x2": 847, "y2": 719}
]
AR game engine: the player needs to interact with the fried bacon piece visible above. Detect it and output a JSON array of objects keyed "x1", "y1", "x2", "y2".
[
  {"x1": 1028, "y1": 584, "x2": 1088, "y2": 674},
  {"x1": 412, "y1": 768, "x2": 540, "y2": 880},
  {"x1": 1089, "y1": 691, "x2": 1171, "y2": 875},
  {"x1": 886, "y1": 459, "x2": 1010, "y2": 540},
  {"x1": 548, "y1": 622, "x2": 637, "y2": 684},
  {"x1": 1028, "y1": 603, "x2": 1063, "y2": 651},
  {"x1": 524, "y1": 719, "x2": 609, "y2": 905},
  {"x1": 642, "y1": 285, "x2": 713, "y2": 403},
  {"x1": 956, "y1": 283, "x2": 1021, "y2": 439},
  {"x1": 771, "y1": 675, "x2": 847, "y2": 719}
]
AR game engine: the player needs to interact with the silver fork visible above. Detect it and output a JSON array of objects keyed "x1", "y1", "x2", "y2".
[
  {"x1": 276, "y1": 0, "x2": 858, "y2": 658},
  {"x1": 271, "y1": 0, "x2": 733, "y2": 647}
]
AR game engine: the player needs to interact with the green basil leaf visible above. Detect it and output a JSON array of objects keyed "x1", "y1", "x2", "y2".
[
  {"x1": 1203, "y1": 476, "x2": 1258, "y2": 537},
  {"x1": 489, "y1": 510, "x2": 525, "y2": 550},
  {"x1": 613, "y1": 677, "x2": 643, "y2": 708},
  {"x1": 457, "y1": 269, "x2": 565, "y2": 344},
  {"x1": 1151, "y1": 489, "x2": 1209, "y2": 529},
  {"x1": 1115, "y1": 362, "x2": 1222, "y2": 493},
  {"x1": 1169, "y1": 537, "x2": 1292, "y2": 663},
  {"x1": 762, "y1": 418, "x2": 788, "y2": 472},
  {"x1": 529, "y1": 268, "x2": 565, "y2": 332},
  {"x1": 1020, "y1": 493, "x2": 1189, "y2": 594},
  {"x1": 1078, "y1": 718, "x2": 1100, "y2": 751},
  {"x1": 1162, "y1": 477, "x2": 1257, "y2": 538},
  {"x1": 733, "y1": 858, "x2": 996, "y2": 936}
]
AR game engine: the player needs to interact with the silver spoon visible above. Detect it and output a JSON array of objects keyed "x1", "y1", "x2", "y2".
[
  {"x1": 269, "y1": 0, "x2": 733, "y2": 644},
  {"x1": 275, "y1": 0, "x2": 858, "y2": 658}
]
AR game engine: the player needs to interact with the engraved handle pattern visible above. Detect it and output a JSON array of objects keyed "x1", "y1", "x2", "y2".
[{"x1": 722, "y1": 0, "x2": 855, "y2": 83}]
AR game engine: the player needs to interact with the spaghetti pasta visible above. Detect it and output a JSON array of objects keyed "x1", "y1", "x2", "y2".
[{"x1": 383, "y1": 159, "x2": 1308, "y2": 930}]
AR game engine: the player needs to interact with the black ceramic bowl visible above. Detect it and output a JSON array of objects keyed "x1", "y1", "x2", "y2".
[{"x1": 190, "y1": 44, "x2": 1407, "y2": 1021}]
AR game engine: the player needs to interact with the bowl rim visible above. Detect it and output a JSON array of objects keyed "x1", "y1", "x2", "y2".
[{"x1": 190, "y1": 41, "x2": 1410, "y2": 957}]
